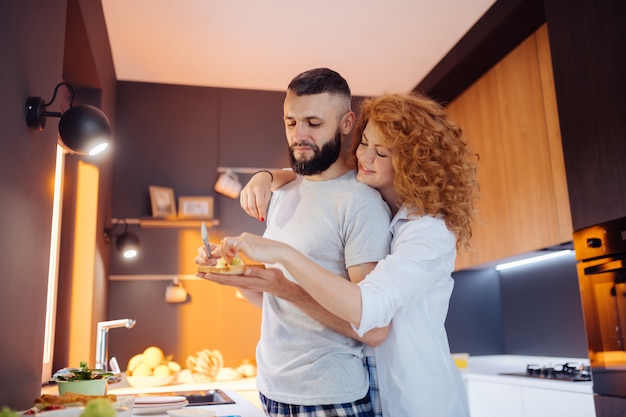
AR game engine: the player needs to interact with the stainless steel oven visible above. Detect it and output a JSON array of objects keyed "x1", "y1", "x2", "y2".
[{"x1": 574, "y1": 216, "x2": 626, "y2": 414}]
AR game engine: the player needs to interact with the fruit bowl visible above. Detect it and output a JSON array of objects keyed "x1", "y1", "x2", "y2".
[
  {"x1": 125, "y1": 346, "x2": 182, "y2": 388},
  {"x1": 126, "y1": 374, "x2": 176, "y2": 388}
]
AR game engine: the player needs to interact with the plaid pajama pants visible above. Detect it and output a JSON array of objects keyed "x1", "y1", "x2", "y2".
[{"x1": 257, "y1": 356, "x2": 381, "y2": 417}]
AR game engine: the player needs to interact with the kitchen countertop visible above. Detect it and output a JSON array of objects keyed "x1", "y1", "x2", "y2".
[
  {"x1": 42, "y1": 371, "x2": 264, "y2": 417},
  {"x1": 108, "y1": 372, "x2": 262, "y2": 416},
  {"x1": 109, "y1": 388, "x2": 265, "y2": 417},
  {"x1": 41, "y1": 356, "x2": 594, "y2": 415},
  {"x1": 459, "y1": 355, "x2": 593, "y2": 394}
]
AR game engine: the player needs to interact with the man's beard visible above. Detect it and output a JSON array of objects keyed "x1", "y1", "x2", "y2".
[{"x1": 289, "y1": 130, "x2": 342, "y2": 176}]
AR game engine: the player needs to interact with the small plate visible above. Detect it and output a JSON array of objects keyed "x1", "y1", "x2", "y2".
[
  {"x1": 35, "y1": 408, "x2": 83, "y2": 417},
  {"x1": 115, "y1": 396, "x2": 135, "y2": 417},
  {"x1": 133, "y1": 397, "x2": 188, "y2": 415},
  {"x1": 36, "y1": 406, "x2": 132, "y2": 417}
]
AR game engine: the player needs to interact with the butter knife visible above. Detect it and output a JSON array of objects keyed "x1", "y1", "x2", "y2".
[{"x1": 201, "y1": 221, "x2": 212, "y2": 260}]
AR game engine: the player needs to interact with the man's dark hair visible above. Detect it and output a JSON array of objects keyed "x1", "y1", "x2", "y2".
[{"x1": 287, "y1": 68, "x2": 351, "y2": 98}]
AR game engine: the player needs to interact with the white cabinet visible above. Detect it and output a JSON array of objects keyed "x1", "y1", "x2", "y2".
[
  {"x1": 522, "y1": 387, "x2": 595, "y2": 417},
  {"x1": 464, "y1": 379, "x2": 595, "y2": 417},
  {"x1": 465, "y1": 379, "x2": 524, "y2": 417}
]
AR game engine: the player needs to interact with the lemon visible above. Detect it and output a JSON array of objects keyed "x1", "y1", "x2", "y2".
[
  {"x1": 143, "y1": 346, "x2": 165, "y2": 369},
  {"x1": 131, "y1": 362, "x2": 152, "y2": 376},
  {"x1": 153, "y1": 364, "x2": 171, "y2": 376},
  {"x1": 127, "y1": 353, "x2": 144, "y2": 372}
]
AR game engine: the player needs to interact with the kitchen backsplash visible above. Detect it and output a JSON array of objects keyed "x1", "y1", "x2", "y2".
[{"x1": 446, "y1": 250, "x2": 588, "y2": 358}]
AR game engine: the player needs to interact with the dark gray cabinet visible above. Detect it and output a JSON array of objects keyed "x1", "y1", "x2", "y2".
[{"x1": 543, "y1": 0, "x2": 626, "y2": 230}]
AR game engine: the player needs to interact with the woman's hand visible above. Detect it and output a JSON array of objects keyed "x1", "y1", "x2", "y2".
[
  {"x1": 240, "y1": 170, "x2": 298, "y2": 221},
  {"x1": 240, "y1": 171, "x2": 273, "y2": 221},
  {"x1": 220, "y1": 232, "x2": 287, "y2": 265}
]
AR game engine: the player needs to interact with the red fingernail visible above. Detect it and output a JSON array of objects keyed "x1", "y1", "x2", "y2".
[{"x1": 260, "y1": 217, "x2": 265, "y2": 222}]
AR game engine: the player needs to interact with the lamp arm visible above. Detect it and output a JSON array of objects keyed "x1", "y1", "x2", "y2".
[
  {"x1": 44, "y1": 82, "x2": 75, "y2": 108},
  {"x1": 104, "y1": 219, "x2": 126, "y2": 243}
]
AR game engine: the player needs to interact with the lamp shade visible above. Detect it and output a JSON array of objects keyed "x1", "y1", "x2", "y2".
[
  {"x1": 58, "y1": 104, "x2": 111, "y2": 155},
  {"x1": 116, "y1": 232, "x2": 140, "y2": 259}
]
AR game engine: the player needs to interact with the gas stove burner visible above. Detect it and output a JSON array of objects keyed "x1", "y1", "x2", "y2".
[
  {"x1": 501, "y1": 362, "x2": 592, "y2": 382},
  {"x1": 526, "y1": 363, "x2": 591, "y2": 381}
]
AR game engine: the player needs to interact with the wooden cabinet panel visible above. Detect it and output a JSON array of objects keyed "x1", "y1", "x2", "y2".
[
  {"x1": 446, "y1": 25, "x2": 572, "y2": 270},
  {"x1": 493, "y1": 29, "x2": 563, "y2": 253},
  {"x1": 447, "y1": 72, "x2": 514, "y2": 269},
  {"x1": 535, "y1": 25, "x2": 572, "y2": 244}
]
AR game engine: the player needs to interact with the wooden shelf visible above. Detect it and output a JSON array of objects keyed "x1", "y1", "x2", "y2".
[{"x1": 111, "y1": 218, "x2": 220, "y2": 228}]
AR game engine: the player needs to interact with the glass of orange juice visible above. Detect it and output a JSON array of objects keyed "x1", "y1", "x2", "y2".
[{"x1": 451, "y1": 353, "x2": 470, "y2": 369}]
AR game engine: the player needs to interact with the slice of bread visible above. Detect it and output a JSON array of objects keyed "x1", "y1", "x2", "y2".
[
  {"x1": 197, "y1": 264, "x2": 245, "y2": 275},
  {"x1": 35, "y1": 393, "x2": 117, "y2": 405},
  {"x1": 197, "y1": 262, "x2": 265, "y2": 275}
]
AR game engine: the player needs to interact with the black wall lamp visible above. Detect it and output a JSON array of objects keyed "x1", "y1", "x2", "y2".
[
  {"x1": 104, "y1": 220, "x2": 141, "y2": 260},
  {"x1": 25, "y1": 82, "x2": 111, "y2": 156}
]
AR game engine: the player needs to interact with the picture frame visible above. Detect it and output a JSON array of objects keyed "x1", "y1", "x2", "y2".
[
  {"x1": 149, "y1": 185, "x2": 177, "y2": 218},
  {"x1": 178, "y1": 196, "x2": 214, "y2": 219}
]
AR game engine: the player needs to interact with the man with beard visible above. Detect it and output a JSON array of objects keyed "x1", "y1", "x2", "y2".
[{"x1": 197, "y1": 68, "x2": 391, "y2": 417}]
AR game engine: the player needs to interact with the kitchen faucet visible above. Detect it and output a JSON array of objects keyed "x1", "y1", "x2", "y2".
[{"x1": 95, "y1": 318, "x2": 136, "y2": 379}]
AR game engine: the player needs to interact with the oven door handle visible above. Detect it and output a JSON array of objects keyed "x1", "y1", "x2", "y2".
[{"x1": 585, "y1": 259, "x2": 626, "y2": 275}]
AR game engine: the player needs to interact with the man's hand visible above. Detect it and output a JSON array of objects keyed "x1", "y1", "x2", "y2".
[
  {"x1": 194, "y1": 245, "x2": 220, "y2": 267},
  {"x1": 199, "y1": 266, "x2": 299, "y2": 298},
  {"x1": 197, "y1": 266, "x2": 291, "y2": 308}
]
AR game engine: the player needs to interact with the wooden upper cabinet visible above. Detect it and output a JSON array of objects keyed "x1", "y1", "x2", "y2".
[{"x1": 447, "y1": 24, "x2": 573, "y2": 270}]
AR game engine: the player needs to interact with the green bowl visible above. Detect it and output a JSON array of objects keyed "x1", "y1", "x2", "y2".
[{"x1": 57, "y1": 379, "x2": 107, "y2": 395}]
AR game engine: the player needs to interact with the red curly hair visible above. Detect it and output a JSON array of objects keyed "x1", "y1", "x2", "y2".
[{"x1": 350, "y1": 93, "x2": 479, "y2": 250}]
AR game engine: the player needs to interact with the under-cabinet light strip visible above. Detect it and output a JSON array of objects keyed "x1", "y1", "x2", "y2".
[{"x1": 494, "y1": 250, "x2": 573, "y2": 271}]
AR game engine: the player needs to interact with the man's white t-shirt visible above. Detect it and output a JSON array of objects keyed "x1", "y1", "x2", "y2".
[{"x1": 258, "y1": 170, "x2": 391, "y2": 405}]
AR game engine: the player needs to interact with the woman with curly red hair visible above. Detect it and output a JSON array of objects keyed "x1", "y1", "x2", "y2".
[{"x1": 211, "y1": 92, "x2": 479, "y2": 416}]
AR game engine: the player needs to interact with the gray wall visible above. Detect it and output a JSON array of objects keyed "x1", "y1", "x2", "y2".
[
  {"x1": 0, "y1": 1, "x2": 65, "y2": 408},
  {"x1": 109, "y1": 82, "x2": 289, "y2": 276},
  {"x1": 0, "y1": 0, "x2": 116, "y2": 408}
]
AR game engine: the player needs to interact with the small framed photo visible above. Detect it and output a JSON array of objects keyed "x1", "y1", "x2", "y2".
[
  {"x1": 178, "y1": 196, "x2": 214, "y2": 219},
  {"x1": 149, "y1": 185, "x2": 177, "y2": 218}
]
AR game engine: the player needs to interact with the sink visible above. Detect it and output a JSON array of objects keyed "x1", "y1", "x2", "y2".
[{"x1": 159, "y1": 389, "x2": 235, "y2": 406}]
